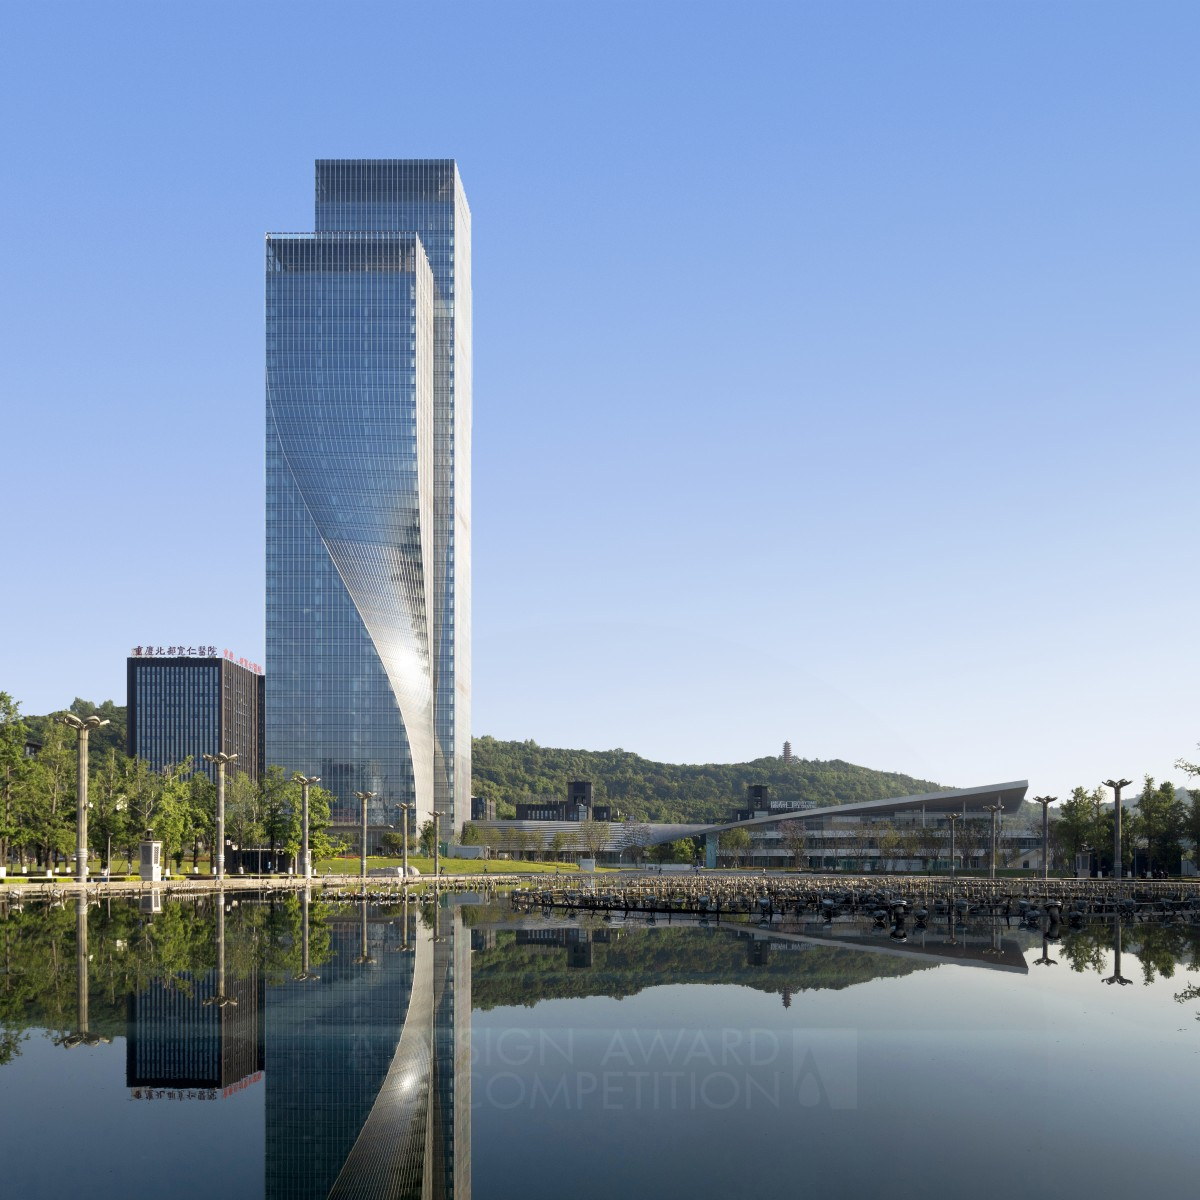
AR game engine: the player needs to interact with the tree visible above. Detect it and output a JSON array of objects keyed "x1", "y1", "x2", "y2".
[
  {"x1": 914, "y1": 819, "x2": 943, "y2": 871},
  {"x1": 578, "y1": 818, "x2": 609, "y2": 860},
  {"x1": 89, "y1": 748, "x2": 132, "y2": 873},
  {"x1": 956, "y1": 817, "x2": 988, "y2": 872},
  {"x1": 260, "y1": 766, "x2": 298, "y2": 869},
  {"x1": 622, "y1": 820, "x2": 652, "y2": 864},
  {"x1": 153, "y1": 761, "x2": 194, "y2": 870},
  {"x1": 1054, "y1": 787, "x2": 1102, "y2": 865},
  {"x1": 779, "y1": 820, "x2": 810, "y2": 869},
  {"x1": 650, "y1": 838, "x2": 693, "y2": 864},
  {"x1": 419, "y1": 819, "x2": 437, "y2": 857},
  {"x1": 16, "y1": 719, "x2": 75, "y2": 870},
  {"x1": 182, "y1": 773, "x2": 215, "y2": 870},
  {"x1": 1134, "y1": 776, "x2": 1185, "y2": 876},
  {"x1": 843, "y1": 822, "x2": 873, "y2": 872},
  {"x1": 875, "y1": 821, "x2": 901, "y2": 872},
  {"x1": 380, "y1": 831, "x2": 407, "y2": 856},
  {"x1": 719, "y1": 827, "x2": 751, "y2": 867},
  {"x1": 225, "y1": 770, "x2": 263, "y2": 869},
  {"x1": 279, "y1": 777, "x2": 336, "y2": 865},
  {"x1": 0, "y1": 692, "x2": 29, "y2": 870}
]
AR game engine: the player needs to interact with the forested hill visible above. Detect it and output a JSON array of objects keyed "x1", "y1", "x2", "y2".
[
  {"x1": 16, "y1": 697, "x2": 946, "y2": 825},
  {"x1": 472, "y1": 736, "x2": 946, "y2": 823}
]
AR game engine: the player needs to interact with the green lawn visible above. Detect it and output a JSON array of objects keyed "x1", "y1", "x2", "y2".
[{"x1": 312, "y1": 855, "x2": 610, "y2": 877}]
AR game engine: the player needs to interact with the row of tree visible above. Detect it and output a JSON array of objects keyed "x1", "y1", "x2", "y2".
[
  {"x1": 1050, "y1": 775, "x2": 1200, "y2": 875},
  {"x1": 0, "y1": 692, "x2": 339, "y2": 873}
]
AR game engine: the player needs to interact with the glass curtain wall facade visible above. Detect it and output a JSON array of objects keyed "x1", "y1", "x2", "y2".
[
  {"x1": 266, "y1": 160, "x2": 471, "y2": 831},
  {"x1": 127, "y1": 656, "x2": 265, "y2": 781}
]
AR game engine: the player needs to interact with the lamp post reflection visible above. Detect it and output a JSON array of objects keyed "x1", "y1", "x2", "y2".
[
  {"x1": 1034, "y1": 935, "x2": 1058, "y2": 966},
  {"x1": 1104, "y1": 914, "x2": 1133, "y2": 986},
  {"x1": 296, "y1": 887, "x2": 319, "y2": 982},
  {"x1": 203, "y1": 892, "x2": 238, "y2": 1010},
  {"x1": 944, "y1": 903, "x2": 959, "y2": 947},
  {"x1": 56, "y1": 898, "x2": 110, "y2": 1048},
  {"x1": 356, "y1": 893, "x2": 376, "y2": 966}
]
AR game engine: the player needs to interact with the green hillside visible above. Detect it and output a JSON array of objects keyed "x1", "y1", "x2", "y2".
[
  {"x1": 472, "y1": 736, "x2": 946, "y2": 823},
  {"x1": 15, "y1": 695, "x2": 946, "y2": 826}
]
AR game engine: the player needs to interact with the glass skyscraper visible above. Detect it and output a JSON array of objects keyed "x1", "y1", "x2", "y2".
[{"x1": 266, "y1": 161, "x2": 471, "y2": 834}]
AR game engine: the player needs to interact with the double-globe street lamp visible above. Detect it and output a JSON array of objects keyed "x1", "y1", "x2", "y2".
[
  {"x1": 59, "y1": 713, "x2": 109, "y2": 884},
  {"x1": 202, "y1": 751, "x2": 238, "y2": 881},
  {"x1": 354, "y1": 790, "x2": 377, "y2": 881},
  {"x1": 294, "y1": 774, "x2": 321, "y2": 880}
]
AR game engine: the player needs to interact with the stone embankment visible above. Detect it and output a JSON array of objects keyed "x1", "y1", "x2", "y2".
[{"x1": 511, "y1": 873, "x2": 1200, "y2": 923}]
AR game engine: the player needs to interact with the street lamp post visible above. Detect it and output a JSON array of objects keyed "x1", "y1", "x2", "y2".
[
  {"x1": 354, "y1": 790, "x2": 377, "y2": 881},
  {"x1": 59, "y1": 714, "x2": 109, "y2": 884},
  {"x1": 1032, "y1": 796, "x2": 1056, "y2": 882},
  {"x1": 396, "y1": 802, "x2": 413, "y2": 881},
  {"x1": 983, "y1": 803, "x2": 1004, "y2": 882},
  {"x1": 1104, "y1": 779, "x2": 1132, "y2": 881},
  {"x1": 294, "y1": 774, "x2": 320, "y2": 880},
  {"x1": 947, "y1": 813, "x2": 960, "y2": 880},
  {"x1": 202, "y1": 752, "x2": 238, "y2": 881}
]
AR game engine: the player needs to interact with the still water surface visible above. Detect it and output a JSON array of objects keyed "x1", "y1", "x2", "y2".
[{"x1": 2, "y1": 891, "x2": 1197, "y2": 1199}]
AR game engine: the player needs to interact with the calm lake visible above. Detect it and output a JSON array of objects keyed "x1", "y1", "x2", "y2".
[{"x1": 2, "y1": 888, "x2": 1198, "y2": 1198}]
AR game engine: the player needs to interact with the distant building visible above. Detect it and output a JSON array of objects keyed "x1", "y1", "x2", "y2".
[
  {"x1": 782, "y1": 741, "x2": 793, "y2": 763},
  {"x1": 513, "y1": 781, "x2": 616, "y2": 822},
  {"x1": 730, "y1": 783, "x2": 772, "y2": 822},
  {"x1": 567, "y1": 780, "x2": 593, "y2": 809},
  {"x1": 471, "y1": 796, "x2": 496, "y2": 821},
  {"x1": 127, "y1": 648, "x2": 265, "y2": 781},
  {"x1": 514, "y1": 799, "x2": 572, "y2": 821}
]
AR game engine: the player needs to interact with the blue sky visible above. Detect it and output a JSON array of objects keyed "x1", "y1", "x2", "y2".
[{"x1": 2, "y1": 1, "x2": 1196, "y2": 801}]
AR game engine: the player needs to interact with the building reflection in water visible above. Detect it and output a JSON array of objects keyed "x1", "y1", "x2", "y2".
[
  {"x1": 125, "y1": 893, "x2": 264, "y2": 1100},
  {"x1": 265, "y1": 890, "x2": 470, "y2": 1200}
]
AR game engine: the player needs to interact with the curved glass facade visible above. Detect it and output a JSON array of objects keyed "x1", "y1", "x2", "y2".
[{"x1": 266, "y1": 161, "x2": 470, "y2": 833}]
